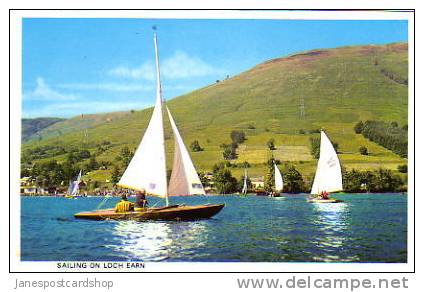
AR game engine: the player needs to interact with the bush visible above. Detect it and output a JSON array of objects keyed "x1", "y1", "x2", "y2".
[
  {"x1": 230, "y1": 130, "x2": 246, "y2": 144},
  {"x1": 354, "y1": 121, "x2": 364, "y2": 134},
  {"x1": 267, "y1": 138, "x2": 276, "y2": 150},
  {"x1": 359, "y1": 146, "x2": 368, "y2": 155},
  {"x1": 310, "y1": 136, "x2": 339, "y2": 158},
  {"x1": 190, "y1": 140, "x2": 203, "y2": 152},
  {"x1": 309, "y1": 137, "x2": 320, "y2": 159},
  {"x1": 398, "y1": 164, "x2": 408, "y2": 173},
  {"x1": 212, "y1": 163, "x2": 238, "y2": 194}
]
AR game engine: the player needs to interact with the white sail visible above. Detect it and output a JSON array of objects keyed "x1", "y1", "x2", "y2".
[
  {"x1": 274, "y1": 163, "x2": 284, "y2": 192},
  {"x1": 311, "y1": 130, "x2": 343, "y2": 194},
  {"x1": 242, "y1": 168, "x2": 248, "y2": 194},
  {"x1": 69, "y1": 170, "x2": 82, "y2": 196},
  {"x1": 167, "y1": 107, "x2": 206, "y2": 196},
  {"x1": 117, "y1": 33, "x2": 168, "y2": 198}
]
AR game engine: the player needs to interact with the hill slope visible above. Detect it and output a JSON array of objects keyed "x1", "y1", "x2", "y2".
[
  {"x1": 22, "y1": 117, "x2": 65, "y2": 141},
  {"x1": 22, "y1": 42, "x2": 408, "y2": 184}
]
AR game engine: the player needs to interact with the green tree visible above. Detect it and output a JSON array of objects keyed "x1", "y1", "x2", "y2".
[
  {"x1": 117, "y1": 146, "x2": 134, "y2": 167},
  {"x1": 372, "y1": 168, "x2": 403, "y2": 192},
  {"x1": 221, "y1": 143, "x2": 237, "y2": 160},
  {"x1": 230, "y1": 130, "x2": 246, "y2": 144},
  {"x1": 267, "y1": 138, "x2": 276, "y2": 150},
  {"x1": 86, "y1": 156, "x2": 99, "y2": 171},
  {"x1": 397, "y1": 164, "x2": 408, "y2": 173},
  {"x1": 212, "y1": 163, "x2": 238, "y2": 194},
  {"x1": 309, "y1": 137, "x2": 320, "y2": 159},
  {"x1": 190, "y1": 140, "x2": 203, "y2": 152},
  {"x1": 354, "y1": 121, "x2": 364, "y2": 134},
  {"x1": 283, "y1": 165, "x2": 305, "y2": 193},
  {"x1": 111, "y1": 165, "x2": 121, "y2": 184},
  {"x1": 264, "y1": 159, "x2": 275, "y2": 192},
  {"x1": 359, "y1": 146, "x2": 368, "y2": 155}
]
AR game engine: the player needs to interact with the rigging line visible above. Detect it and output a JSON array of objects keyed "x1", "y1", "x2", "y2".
[{"x1": 96, "y1": 196, "x2": 111, "y2": 210}]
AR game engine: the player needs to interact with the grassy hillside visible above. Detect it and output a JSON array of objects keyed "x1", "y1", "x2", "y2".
[
  {"x1": 22, "y1": 42, "x2": 408, "y2": 185},
  {"x1": 22, "y1": 117, "x2": 65, "y2": 141}
]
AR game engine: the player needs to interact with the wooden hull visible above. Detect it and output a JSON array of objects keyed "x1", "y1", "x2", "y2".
[
  {"x1": 307, "y1": 198, "x2": 343, "y2": 203},
  {"x1": 74, "y1": 204, "x2": 225, "y2": 221}
]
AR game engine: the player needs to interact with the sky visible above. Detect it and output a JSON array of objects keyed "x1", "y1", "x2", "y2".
[{"x1": 22, "y1": 18, "x2": 408, "y2": 118}]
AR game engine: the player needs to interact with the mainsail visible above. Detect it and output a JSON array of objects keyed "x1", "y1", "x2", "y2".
[
  {"x1": 117, "y1": 33, "x2": 168, "y2": 198},
  {"x1": 241, "y1": 168, "x2": 248, "y2": 194},
  {"x1": 274, "y1": 163, "x2": 284, "y2": 192},
  {"x1": 310, "y1": 130, "x2": 343, "y2": 194},
  {"x1": 167, "y1": 107, "x2": 206, "y2": 196},
  {"x1": 118, "y1": 32, "x2": 206, "y2": 202},
  {"x1": 68, "y1": 170, "x2": 82, "y2": 196}
]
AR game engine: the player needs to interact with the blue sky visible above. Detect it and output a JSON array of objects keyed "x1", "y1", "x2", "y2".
[{"x1": 22, "y1": 18, "x2": 408, "y2": 118}]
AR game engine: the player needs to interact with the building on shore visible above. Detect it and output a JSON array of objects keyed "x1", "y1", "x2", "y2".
[{"x1": 250, "y1": 176, "x2": 265, "y2": 190}]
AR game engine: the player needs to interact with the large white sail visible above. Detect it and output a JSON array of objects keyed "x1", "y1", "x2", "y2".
[
  {"x1": 167, "y1": 107, "x2": 206, "y2": 196},
  {"x1": 311, "y1": 130, "x2": 343, "y2": 194},
  {"x1": 242, "y1": 168, "x2": 248, "y2": 194},
  {"x1": 274, "y1": 163, "x2": 284, "y2": 192},
  {"x1": 117, "y1": 33, "x2": 168, "y2": 198}
]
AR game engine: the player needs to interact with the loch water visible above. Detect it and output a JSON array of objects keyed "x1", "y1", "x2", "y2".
[{"x1": 21, "y1": 193, "x2": 407, "y2": 262}]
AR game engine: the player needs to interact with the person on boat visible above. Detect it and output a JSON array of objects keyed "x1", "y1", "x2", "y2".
[
  {"x1": 135, "y1": 189, "x2": 148, "y2": 211},
  {"x1": 115, "y1": 194, "x2": 134, "y2": 213},
  {"x1": 320, "y1": 191, "x2": 329, "y2": 200}
]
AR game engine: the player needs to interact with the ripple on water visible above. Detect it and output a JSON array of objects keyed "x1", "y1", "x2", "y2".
[{"x1": 20, "y1": 194, "x2": 407, "y2": 262}]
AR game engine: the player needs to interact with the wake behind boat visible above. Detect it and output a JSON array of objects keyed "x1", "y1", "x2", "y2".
[
  {"x1": 308, "y1": 130, "x2": 344, "y2": 203},
  {"x1": 74, "y1": 31, "x2": 224, "y2": 221}
]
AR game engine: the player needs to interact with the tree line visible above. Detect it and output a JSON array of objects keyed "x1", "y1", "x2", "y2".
[{"x1": 354, "y1": 120, "x2": 407, "y2": 158}]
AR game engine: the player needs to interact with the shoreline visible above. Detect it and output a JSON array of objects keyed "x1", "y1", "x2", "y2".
[{"x1": 20, "y1": 192, "x2": 408, "y2": 198}]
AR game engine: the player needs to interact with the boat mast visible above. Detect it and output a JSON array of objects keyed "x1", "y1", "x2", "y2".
[{"x1": 153, "y1": 29, "x2": 169, "y2": 206}]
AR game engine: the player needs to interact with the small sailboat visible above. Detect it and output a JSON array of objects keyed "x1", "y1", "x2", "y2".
[
  {"x1": 308, "y1": 130, "x2": 343, "y2": 203},
  {"x1": 241, "y1": 168, "x2": 248, "y2": 196},
  {"x1": 269, "y1": 162, "x2": 284, "y2": 198},
  {"x1": 75, "y1": 32, "x2": 224, "y2": 221},
  {"x1": 65, "y1": 170, "x2": 82, "y2": 199}
]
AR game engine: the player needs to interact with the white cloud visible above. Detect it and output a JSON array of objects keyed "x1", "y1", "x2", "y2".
[
  {"x1": 108, "y1": 62, "x2": 155, "y2": 80},
  {"x1": 24, "y1": 77, "x2": 78, "y2": 101},
  {"x1": 108, "y1": 51, "x2": 224, "y2": 80}
]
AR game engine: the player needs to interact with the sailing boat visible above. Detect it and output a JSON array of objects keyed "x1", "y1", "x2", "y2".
[
  {"x1": 308, "y1": 130, "x2": 343, "y2": 203},
  {"x1": 75, "y1": 32, "x2": 224, "y2": 220},
  {"x1": 241, "y1": 168, "x2": 248, "y2": 196},
  {"x1": 269, "y1": 162, "x2": 284, "y2": 197},
  {"x1": 65, "y1": 170, "x2": 82, "y2": 199}
]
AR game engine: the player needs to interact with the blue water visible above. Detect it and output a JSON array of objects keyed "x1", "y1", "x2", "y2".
[{"x1": 21, "y1": 194, "x2": 407, "y2": 262}]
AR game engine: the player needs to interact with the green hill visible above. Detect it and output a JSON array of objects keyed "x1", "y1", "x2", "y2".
[
  {"x1": 22, "y1": 42, "x2": 408, "y2": 185},
  {"x1": 22, "y1": 117, "x2": 65, "y2": 141}
]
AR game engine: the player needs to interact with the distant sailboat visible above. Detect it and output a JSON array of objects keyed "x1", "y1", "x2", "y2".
[
  {"x1": 309, "y1": 130, "x2": 343, "y2": 203},
  {"x1": 75, "y1": 32, "x2": 224, "y2": 220},
  {"x1": 269, "y1": 162, "x2": 284, "y2": 197},
  {"x1": 65, "y1": 170, "x2": 82, "y2": 199},
  {"x1": 241, "y1": 168, "x2": 248, "y2": 196}
]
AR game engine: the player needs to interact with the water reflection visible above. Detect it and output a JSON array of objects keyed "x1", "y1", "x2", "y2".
[
  {"x1": 108, "y1": 220, "x2": 208, "y2": 261},
  {"x1": 311, "y1": 202, "x2": 358, "y2": 262}
]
